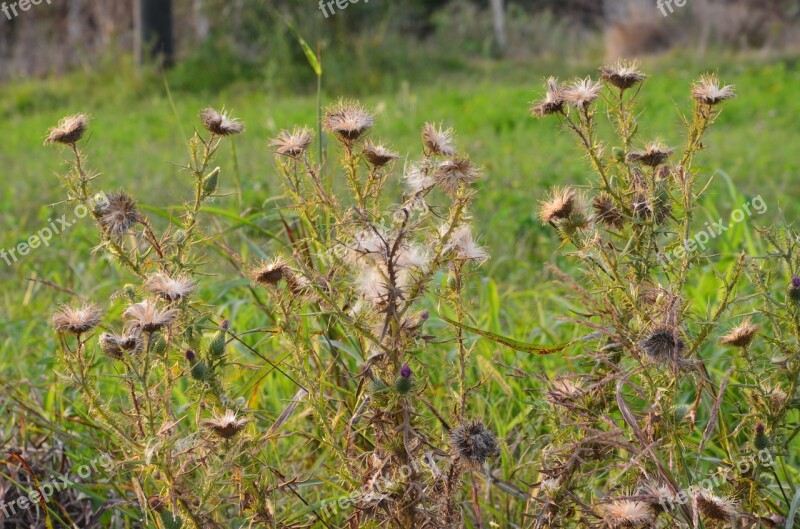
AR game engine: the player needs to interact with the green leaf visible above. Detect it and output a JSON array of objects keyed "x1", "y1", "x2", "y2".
[{"x1": 440, "y1": 315, "x2": 569, "y2": 354}]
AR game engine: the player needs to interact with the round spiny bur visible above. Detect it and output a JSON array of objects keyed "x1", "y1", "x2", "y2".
[
  {"x1": 592, "y1": 194, "x2": 625, "y2": 229},
  {"x1": 159, "y1": 510, "x2": 183, "y2": 529},
  {"x1": 754, "y1": 422, "x2": 769, "y2": 450},
  {"x1": 450, "y1": 420, "x2": 499, "y2": 468},
  {"x1": 692, "y1": 74, "x2": 736, "y2": 106},
  {"x1": 201, "y1": 409, "x2": 250, "y2": 439},
  {"x1": 538, "y1": 186, "x2": 578, "y2": 225},
  {"x1": 563, "y1": 77, "x2": 602, "y2": 109},
  {"x1": 208, "y1": 328, "x2": 226, "y2": 360},
  {"x1": 530, "y1": 77, "x2": 564, "y2": 118},
  {"x1": 625, "y1": 142, "x2": 674, "y2": 167},
  {"x1": 639, "y1": 327, "x2": 685, "y2": 363},
  {"x1": 199, "y1": 108, "x2": 244, "y2": 136},
  {"x1": 202, "y1": 166, "x2": 220, "y2": 196},
  {"x1": 693, "y1": 491, "x2": 739, "y2": 522},
  {"x1": 251, "y1": 259, "x2": 288, "y2": 286},
  {"x1": 96, "y1": 191, "x2": 142, "y2": 237},
  {"x1": 789, "y1": 276, "x2": 800, "y2": 303},
  {"x1": 600, "y1": 59, "x2": 647, "y2": 91},
  {"x1": 421, "y1": 122, "x2": 457, "y2": 157},
  {"x1": 270, "y1": 127, "x2": 313, "y2": 158},
  {"x1": 600, "y1": 500, "x2": 655, "y2": 528},
  {"x1": 363, "y1": 141, "x2": 399, "y2": 167},
  {"x1": 720, "y1": 318, "x2": 759, "y2": 348},
  {"x1": 52, "y1": 303, "x2": 103, "y2": 335},
  {"x1": 190, "y1": 360, "x2": 209, "y2": 381},
  {"x1": 45, "y1": 113, "x2": 89, "y2": 145},
  {"x1": 393, "y1": 364, "x2": 414, "y2": 395},
  {"x1": 323, "y1": 100, "x2": 374, "y2": 144}
]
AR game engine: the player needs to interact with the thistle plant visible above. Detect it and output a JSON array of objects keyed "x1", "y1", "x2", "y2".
[{"x1": 527, "y1": 61, "x2": 796, "y2": 528}]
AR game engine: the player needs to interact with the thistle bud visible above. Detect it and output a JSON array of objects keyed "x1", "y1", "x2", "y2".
[
  {"x1": 754, "y1": 422, "x2": 769, "y2": 450},
  {"x1": 159, "y1": 510, "x2": 183, "y2": 529},
  {"x1": 393, "y1": 364, "x2": 414, "y2": 395},
  {"x1": 202, "y1": 167, "x2": 220, "y2": 196},
  {"x1": 612, "y1": 147, "x2": 625, "y2": 163},
  {"x1": 789, "y1": 277, "x2": 800, "y2": 303},
  {"x1": 185, "y1": 349, "x2": 197, "y2": 364},
  {"x1": 208, "y1": 329, "x2": 227, "y2": 359},
  {"x1": 190, "y1": 361, "x2": 209, "y2": 381}
]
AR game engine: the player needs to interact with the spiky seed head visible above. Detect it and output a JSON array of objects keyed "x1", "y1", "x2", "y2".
[
  {"x1": 145, "y1": 273, "x2": 197, "y2": 302},
  {"x1": 450, "y1": 420, "x2": 499, "y2": 468},
  {"x1": 363, "y1": 141, "x2": 399, "y2": 167},
  {"x1": 631, "y1": 193, "x2": 652, "y2": 220},
  {"x1": 600, "y1": 60, "x2": 647, "y2": 91},
  {"x1": 626, "y1": 142, "x2": 674, "y2": 167},
  {"x1": 270, "y1": 127, "x2": 313, "y2": 158},
  {"x1": 563, "y1": 77, "x2": 603, "y2": 109},
  {"x1": 99, "y1": 332, "x2": 142, "y2": 359},
  {"x1": 539, "y1": 186, "x2": 578, "y2": 224},
  {"x1": 199, "y1": 108, "x2": 244, "y2": 136},
  {"x1": 323, "y1": 101, "x2": 374, "y2": 145},
  {"x1": 593, "y1": 194, "x2": 625, "y2": 229},
  {"x1": 444, "y1": 225, "x2": 489, "y2": 263},
  {"x1": 421, "y1": 122, "x2": 457, "y2": 157},
  {"x1": 201, "y1": 409, "x2": 250, "y2": 439},
  {"x1": 122, "y1": 299, "x2": 178, "y2": 333},
  {"x1": 639, "y1": 327, "x2": 686, "y2": 363},
  {"x1": 720, "y1": 318, "x2": 759, "y2": 348},
  {"x1": 435, "y1": 157, "x2": 481, "y2": 195},
  {"x1": 601, "y1": 500, "x2": 655, "y2": 528},
  {"x1": 53, "y1": 304, "x2": 103, "y2": 335},
  {"x1": 693, "y1": 491, "x2": 739, "y2": 522},
  {"x1": 96, "y1": 191, "x2": 142, "y2": 237},
  {"x1": 45, "y1": 113, "x2": 89, "y2": 145},
  {"x1": 692, "y1": 74, "x2": 736, "y2": 106},
  {"x1": 530, "y1": 77, "x2": 565, "y2": 117},
  {"x1": 250, "y1": 259, "x2": 288, "y2": 286}
]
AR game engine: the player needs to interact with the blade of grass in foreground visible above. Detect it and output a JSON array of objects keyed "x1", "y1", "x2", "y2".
[{"x1": 440, "y1": 314, "x2": 570, "y2": 354}]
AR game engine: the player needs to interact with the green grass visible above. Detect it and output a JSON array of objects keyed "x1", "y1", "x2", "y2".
[{"x1": 2, "y1": 50, "x2": 800, "y2": 526}]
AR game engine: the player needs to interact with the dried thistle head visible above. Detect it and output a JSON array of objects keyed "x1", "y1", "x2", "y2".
[
  {"x1": 626, "y1": 142, "x2": 674, "y2": 167},
  {"x1": 250, "y1": 259, "x2": 289, "y2": 286},
  {"x1": 592, "y1": 194, "x2": 625, "y2": 229},
  {"x1": 638, "y1": 327, "x2": 686, "y2": 364},
  {"x1": 444, "y1": 225, "x2": 489, "y2": 263},
  {"x1": 324, "y1": 101, "x2": 374, "y2": 144},
  {"x1": 403, "y1": 161, "x2": 436, "y2": 194},
  {"x1": 693, "y1": 491, "x2": 739, "y2": 522},
  {"x1": 199, "y1": 108, "x2": 244, "y2": 136},
  {"x1": 201, "y1": 409, "x2": 250, "y2": 439},
  {"x1": 600, "y1": 60, "x2": 647, "y2": 91},
  {"x1": 435, "y1": 157, "x2": 481, "y2": 195},
  {"x1": 269, "y1": 127, "x2": 313, "y2": 158},
  {"x1": 45, "y1": 113, "x2": 89, "y2": 145},
  {"x1": 363, "y1": 141, "x2": 399, "y2": 167},
  {"x1": 421, "y1": 122, "x2": 457, "y2": 157},
  {"x1": 530, "y1": 77, "x2": 565, "y2": 117},
  {"x1": 145, "y1": 273, "x2": 197, "y2": 302},
  {"x1": 563, "y1": 77, "x2": 603, "y2": 109},
  {"x1": 53, "y1": 304, "x2": 103, "y2": 335},
  {"x1": 123, "y1": 299, "x2": 178, "y2": 333},
  {"x1": 600, "y1": 500, "x2": 656, "y2": 528},
  {"x1": 720, "y1": 317, "x2": 759, "y2": 348},
  {"x1": 692, "y1": 74, "x2": 736, "y2": 106},
  {"x1": 99, "y1": 332, "x2": 143, "y2": 359},
  {"x1": 450, "y1": 420, "x2": 499, "y2": 468},
  {"x1": 539, "y1": 186, "x2": 578, "y2": 224},
  {"x1": 96, "y1": 191, "x2": 142, "y2": 237}
]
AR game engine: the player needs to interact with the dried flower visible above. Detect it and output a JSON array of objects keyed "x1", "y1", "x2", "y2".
[
  {"x1": 270, "y1": 127, "x2": 313, "y2": 158},
  {"x1": 421, "y1": 122, "x2": 457, "y2": 157},
  {"x1": 145, "y1": 273, "x2": 197, "y2": 302},
  {"x1": 99, "y1": 332, "x2": 143, "y2": 358},
  {"x1": 693, "y1": 491, "x2": 739, "y2": 522},
  {"x1": 403, "y1": 161, "x2": 436, "y2": 193},
  {"x1": 363, "y1": 141, "x2": 399, "y2": 167},
  {"x1": 692, "y1": 74, "x2": 736, "y2": 106},
  {"x1": 251, "y1": 259, "x2": 288, "y2": 286},
  {"x1": 450, "y1": 420, "x2": 499, "y2": 468},
  {"x1": 563, "y1": 77, "x2": 603, "y2": 109},
  {"x1": 96, "y1": 192, "x2": 142, "y2": 237},
  {"x1": 199, "y1": 108, "x2": 244, "y2": 136},
  {"x1": 720, "y1": 317, "x2": 759, "y2": 348},
  {"x1": 639, "y1": 327, "x2": 685, "y2": 363},
  {"x1": 593, "y1": 194, "x2": 625, "y2": 229},
  {"x1": 600, "y1": 60, "x2": 647, "y2": 91},
  {"x1": 601, "y1": 500, "x2": 655, "y2": 528},
  {"x1": 444, "y1": 225, "x2": 489, "y2": 263},
  {"x1": 53, "y1": 304, "x2": 103, "y2": 335},
  {"x1": 626, "y1": 142, "x2": 674, "y2": 167},
  {"x1": 201, "y1": 409, "x2": 250, "y2": 439},
  {"x1": 539, "y1": 186, "x2": 578, "y2": 224},
  {"x1": 123, "y1": 299, "x2": 178, "y2": 333},
  {"x1": 324, "y1": 101, "x2": 374, "y2": 144},
  {"x1": 530, "y1": 77, "x2": 565, "y2": 117},
  {"x1": 435, "y1": 157, "x2": 481, "y2": 195},
  {"x1": 45, "y1": 114, "x2": 89, "y2": 145}
]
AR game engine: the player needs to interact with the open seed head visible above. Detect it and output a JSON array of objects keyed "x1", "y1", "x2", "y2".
[
  {"x1": 199, "y1": 108, "x2": 244, "y2": 136},
  {"x1": 45, "y1": 113, "x2": 89, "y2": 145},
  {"x1": 53, "y1": 303, "x2": 103, "y2": 335}
]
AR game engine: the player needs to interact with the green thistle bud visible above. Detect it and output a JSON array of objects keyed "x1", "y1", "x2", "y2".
[
  {"x1": 191, "y1": 361, "x2": 209, "y2": 381},
  {"x1": 208, "y1": 329, "x2": 227, "y2": 359},
  {"x1": 393, "y1": 364, "x2": 414, "y2": 395},
  {"x1": 754, "y1": 422, "x2": 769, "y2": 450},
  {"x1": 612, "y1": 147, "x2": 625, "y2": 163},
  {"x1": 202, "y1": 166, "x2": 220, "y2": 196},
  {"x1": 159, "y1": 511, "x2": 183, "y2": 529}
]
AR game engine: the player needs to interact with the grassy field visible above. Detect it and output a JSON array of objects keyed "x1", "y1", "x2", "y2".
[{"x1": 2, "y1": 49, "x2": 800, "y2": 527}]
